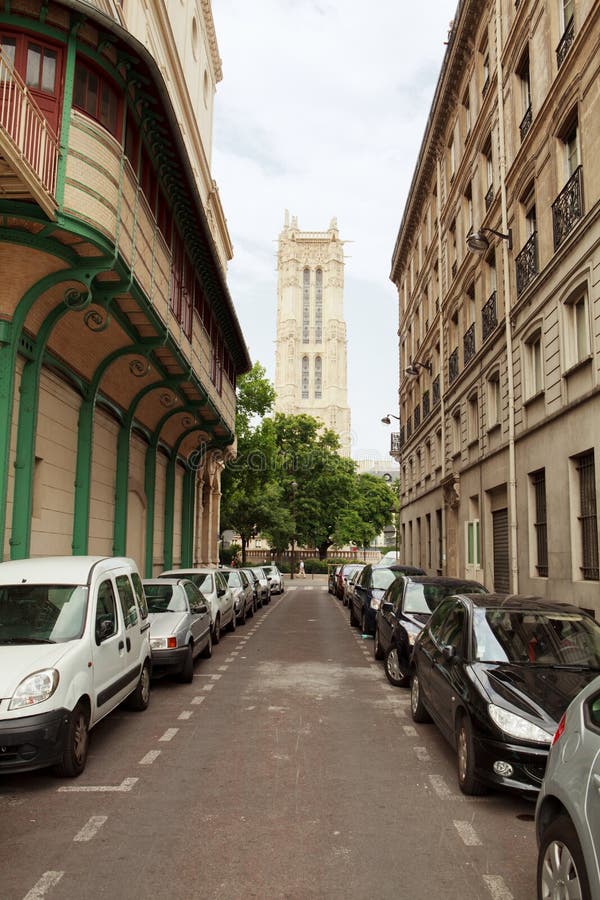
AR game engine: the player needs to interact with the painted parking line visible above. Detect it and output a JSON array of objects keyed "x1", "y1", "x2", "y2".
[
  {"x1": 402, "y1": 725, "x2": 417, "y2": 736},
  {"x1": 139, "y1": 749, "x2": 161, "y2": 765},
  {"x1": 482, "y1": 875, "x2": 514, "y2": 900},
  {"x1": 428, "y1": 774, "x2": 453, "y2": 799},
  {"x1": 23, "y1": 871, "x2": 64, "y2": 899},
  {"x1": 414, "y1": 746, "x2": 431, "y2": 762},
  {"x1": 453, "y1": 820, "x2": 482, "y2": 846},
  {"x1": 178, "y1": 710, "x2": 193, "y2": 720},
  {"x1": 225, "y1": 657, "x2": 235, "y2": 663},
  {"x1": 159, "y1": 728, "x2": 179, "y2": 742},
  {"x1": 202, "y1": 683, "x2": 215, "y2": 692},
  {"x1": 218, "y1": 665, "x2": 229, "y2": 672},
  {"x1": 73, "y1": 815, "x2": 108, "y2": 842},
  {"x1": 58, "y1": 777, "x2": 138, "y2": 793}
]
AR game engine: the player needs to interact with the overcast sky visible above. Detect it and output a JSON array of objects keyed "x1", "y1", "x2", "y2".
[{"x1": 211, "y1": 0, "x2": 458, "y2": 461}]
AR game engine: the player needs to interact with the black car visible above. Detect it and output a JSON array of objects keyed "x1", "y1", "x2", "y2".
[
  {"x1": 375, "y1": 575, "x2": 487, "y2": 686},
  {"x1": 350, "y1": 563, "x2": 426, "y2": 635},
  {"x1": 410, "y1": 593, "x2": 600, "y2": 796}
]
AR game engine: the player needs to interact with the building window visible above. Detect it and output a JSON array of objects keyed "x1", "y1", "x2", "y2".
[
  {"x1": 530, "y1": 469, "x2": 548, "y2": 577},
  {"x1": 302, "y1": 269, "x2": 310, "y2": 343},
  {"x1": 314, "y1": 355, "x2": 322, "y2": 399},
  {"x1": 487, "y1": 370, "x2": 501, "y2": 428},
  {"x1": 524, "y1": 327, "x2": 543, "y2": 398},
  {"x1": 315, "y1": 269, "x2": 322, "y2": 343},
  {"x1": 484, "y1": 139, "x2": 494, "y2": 209},
  {"x1": 74, "y1": 60, "x2": 121, "y2": 138},
  {"x1": 517, "y1": 48, "x2": 532, "y2": 140},
  {"x1": 563, "y1": 289, "x2": 589, "y2": 369},
  {"x1": 467, "y1": 393, "x2": 479, "y2": 445},
  {"x1": 463, "y1": 89, "x2": 471, "y2": 137},
  {"x1": 553, "y1": 116, "x2": 583, "y2": 249},
  {"x1": 435, "y1": 429, "x2": 443, "y2": 469},
  {"x1": 467, "y1": 519, "x2": 481, "y2": 568},
  {"x1": 575, "y1": 451, "x2": 599, "y2": 580},
  {"x1": 481, "y1": 44, "x2": 490, "y2": 95},
  {"x1": 301, "y1": 356, "x2": 309, "y2": 399},
  {"x1": 451, "y1": 408, "x2": 461, "y2": 457},
  {"x1": 26, "y1": 43, "x2": 57, "y2": 94}
]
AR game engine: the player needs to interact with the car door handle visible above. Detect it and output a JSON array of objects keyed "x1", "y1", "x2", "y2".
[{"x1": 126, "y1": 637, "x2": 131, "y2": 652}]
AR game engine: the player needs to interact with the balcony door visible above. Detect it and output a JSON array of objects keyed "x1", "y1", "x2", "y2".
[{"x1": 1, "y1": 32, "x2": 63, "y2": 136}]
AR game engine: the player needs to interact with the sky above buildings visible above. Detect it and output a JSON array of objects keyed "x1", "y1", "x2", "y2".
[{"x1": 211, "y1": 0, "x2": 458, "y2": 461}]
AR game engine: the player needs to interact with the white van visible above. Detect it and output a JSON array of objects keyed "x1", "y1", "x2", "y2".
[{"x1": 0, "y1": 556, "x2": 152, "y2": 777}]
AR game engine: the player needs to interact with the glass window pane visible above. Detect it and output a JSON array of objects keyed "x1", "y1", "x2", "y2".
[
  {"x1": 26, "y1": 45, "x2": 42, "y2": 88},
  {"x1": 1, "y1": 36, "x2": 16, "y2": 68},
  {"x1": 100, "y1": 81, "x2": 117, "y2": 134},
  {"x1": 86, "y1": 70, "x2": 98, "y2": 116},
  {"x1": 41, "y1": 49, "x2": 57, "y2": 93}
]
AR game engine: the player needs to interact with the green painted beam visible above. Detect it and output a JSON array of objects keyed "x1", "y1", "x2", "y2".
[
  {"x1": 181, "y1": 466, "x2": 194, "y2": 567},
  {"x1": 144, "y1": 442, "x2": 157, "y2": 577}
]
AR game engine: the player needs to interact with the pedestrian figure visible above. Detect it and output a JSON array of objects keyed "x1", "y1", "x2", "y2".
[{"x1": 299, "y1": 559, "x2": 305, "y2": 578}]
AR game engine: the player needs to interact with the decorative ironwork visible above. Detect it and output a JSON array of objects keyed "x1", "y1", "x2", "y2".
[
  {"x1": 519, "y1": 104, "x2": 532, "y2": 141},
  {"x1": 482, "y1": 76, "x2": 489, "y2": 97},
  {"x1": 406, "y1": 415, "x2": 412, "y2": 439},
  {"x1": 391, "y1": 432, "x2": 402, "y2": 455},
  {"x1": 463, "y1": 323, "x2": 476, "y2": 364},
  {"x1": 449, "y1": 347, "x2": 459, "y2": 384},
  {"x1": 552, "y1": 166, "x2": 583, "y2": 250},
  {"x1": 482, "y1": 291, "x2": 497, "y2": 342},
  {"x1": 83, "y1": 308, "x2": 110, "y2": 332},
  {"x1": 129, "y1": 358, "x2": 150, "y2": 378},
  {"x1": 556, "y1": 16, "x2": 575, "y2": 69},
  {"x1": 413, "y1": 404, "x2": 421, "y2": 429},
  {"x1": 181, "y1": 415, "x2": 196, "y2": 428},
  {"x1": 485, "y1": 184, "x2": 494, "y2": 211},
  {"x1": 516, "y1": 232, "x2": 538, "y2": 295},
  {"x1": 159, "y1": 392, "x2": 176, "y2": 407},
  {"x1": 63, "y1": 287, "x2": 91, "y2": 310},
  {"x1": 432, "y1": 375, "x2": 440, "y2": 406},
  {"x1": 451, "y1": 260, "x2": 457, "y2": 278},
  {"x1": 422, "y1": 390, "x2": 430, "y2": 418}
]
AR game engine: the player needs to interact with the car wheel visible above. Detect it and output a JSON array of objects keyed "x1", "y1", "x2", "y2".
[
  {"x1": 126, "y1": 661, "x2": 151, "y2": 711},
  {"x1": 456, "y1": 715, "x2": 487, "y2": 796},
  {"x1": 213, "y1": 615, "x2": 221, "y2": 645},
  {"x1": 179, "y1": 643, "x2": 194, "y2": 683},
  {"x1": 349, "y1": 601, "x2": 358, "y2": 627},
  {"x1": 384, "y1": 647, "x2": 410, "y2": 686},
  {"x1": 538, "y1": 814, "x2": 591, "y2": 900},
  {"x1": 55, "y1": 701, "x2": 89, "y2": 777},
  {"x1": 201, "y1": 629, "x2": 212, "y2": 658},
  {"x1": 374, "y1": 627, "x2": 384, "y2": 660},
  {"x1": 410, "y1": 672, "x2": 431, "y2": 723}
]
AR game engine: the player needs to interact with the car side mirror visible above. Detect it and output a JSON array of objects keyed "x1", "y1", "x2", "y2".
[
  {"x1": 442, "y1": 645, "x2": 456, "y2": 661},
  {"x1": 96, "y1": 617, "x2": 114, "y2": 643},
  {"x1": 217, "y1": 588, "x2": 225, "y2": 597},
  {"x1": 381, "y1": 601, "x2": 394, "y2": 614}
]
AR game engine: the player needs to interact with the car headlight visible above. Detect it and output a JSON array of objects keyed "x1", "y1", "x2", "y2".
[
  {"x1": 488, "y1": 704, "x2": 553, "y2": 744},
  {"x1": 150, "y1": 637, "x2": 177, "y2": 650},
  {"x1": 9, "y1": 669, "x2": 59, "y2": 710},
  {"x1": 370, "y1": 598, "x2": 381, "y2": 610}
]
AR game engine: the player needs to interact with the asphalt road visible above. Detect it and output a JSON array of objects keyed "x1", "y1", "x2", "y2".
[{"x1": 0, "y1": 579, "x2": 538, "y2": 900}]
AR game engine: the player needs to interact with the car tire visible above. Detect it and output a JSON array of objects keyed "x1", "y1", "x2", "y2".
[
  {"x1": 126, "y1": 661, "x2": 151, "y2": 711},
  {"x1": 55, "y1": 701, "x2": 89, "y2": 778},
  {"x1": 537, "y1": 814, "x2": 590, "y2": 900},
  {"x1": 349, "y1": 601, "x2": 358, "y2": 627},
  {"x1": 374, "y1": 627, "x2": 384, "y2": 660},
  {"x1": 456, "y1": 714, "x2": 487, "y2": 796},
  {"x1": 410, "y1": 672, "x2": 431, "y2": 723},
  {"x1": 179, "y1": 643, "x2": 194, "y2": 683},
  {"x1": 213, "y1": 615, "x2": 221, "y2": 645},
  {"x1": 384, "y1": 647, "x2": 410, "y2": 686},
  {"x1": 201, "y1": 629, "x2": 212, "y2": 658}
]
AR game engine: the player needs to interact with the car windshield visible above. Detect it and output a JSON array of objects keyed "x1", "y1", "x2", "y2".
[
  {"x1": 0, "y1": 584, "x2": 88, "y2": 644},
  {"x1": 222, "y1": 571, "x2": 242, "y2": 587},
  {"x1": 404, "y1": 582, "x2": 486, "y2": 615},
  {"x1": 372, "y1": 569, "x2": 398, "y2": 590},
  {"x1": 185, "y1": 574, "x2": 212, "y2": 592},
  {"x1": 473, "y1": 607, "x2": 600, "y2": 666},
  {"x1": 251, "y1": 569, "x2": 265, "y2": 579},
  {"x1": 144, "y1": 584, "x2": 187, "y2": 613}
]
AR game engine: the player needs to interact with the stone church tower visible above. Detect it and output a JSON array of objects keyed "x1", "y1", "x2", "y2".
[{"x1": 274, "y1": 213, "x2": 352, "y2": 455}]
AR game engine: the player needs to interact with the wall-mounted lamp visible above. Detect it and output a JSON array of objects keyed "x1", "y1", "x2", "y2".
[
  {"x1": 381, "y1": 413, "x2": 401, "y2": 425},
  {"x1": 466, "y1": 226, "x2": 512, "y2": 255},
  {"x1": 404, "y1": 360, "x2": 432, "y2": 377}
]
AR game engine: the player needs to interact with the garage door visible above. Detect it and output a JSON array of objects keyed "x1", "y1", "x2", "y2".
[{"x1": 492, "y1": 508, "x2": 510, "y2": 593}]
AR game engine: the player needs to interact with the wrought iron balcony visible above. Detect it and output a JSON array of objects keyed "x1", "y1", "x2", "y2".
[
  {"x1": 556, "y1": 16, "x2": 575, "y2": 69},
  {"x1": 390, "y1": 432, "x2": 403, "y2": 455},
  {"x1": 413, "y1": 403, "x2": 421, "y2": 429},
  {"x1": 482, "y1": 291, "x2": 497, "y2": 342},
  {"x1": 406, "y1": 415, "x2": 412, "y2": 439},
  {"x1": 552, "y1": 165, "x2": 583, "y2": 250},
  {"x1": 449, "y1": 347, "x2": 459, "y2": 384},
  {"x1": 482, "y1": 76, "x2": 490, "y2": 98},
  {"x1": 463, "y1": 323, "x2": 476, "y2": 365},
  {"x1": 516, "y1": 232, "x2": 538, "y2": 295},
  {"x1": 519, "y1": 104, "x2": 532, "y2": 141},
  {"x1": 432, "y1": 375, "x2": 440, "y2": 406},
  {"x1": 422, "y1": 390, "x2": 430, "y2": 418},
  {"x1": 485, "y1": 184, "x2": 494, "y2": 211},
  {"x1": 451, "y1": 259, "x2": 457, "y2": 278}
]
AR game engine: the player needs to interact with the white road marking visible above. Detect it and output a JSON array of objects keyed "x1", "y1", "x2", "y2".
[
  {"x1": 482, "y1": 875, "x2": 514, "y2": 900},
  {"x1": 23, "y1": 871, "x2": 63, "y2": 899},
  {"x1": 402, "y1": 725, "x2": 417, "y2": 736},
  {"x1": 245, "y1": 705, "x2": 256, "y2": 711},
  {"x1": 191, "y1": 696, "x2": 205, "y2": 705},
  {"x1": 178, "y1": 710, "x2": 193, "y2": 720},
  {"x1": 428, "y1": 774, "x2": 454, "y2": 799},
  {"x1": 159, "y1": 728, "x2": 179, "y2": 742},
  {"x1": 202, "y1": 683, "x2": 215, "y2": 692},
  {"x1": 230, "y1": 652, "x2": 239, "y2": 656},
  {"x1": 139, "y1": 750, "x2": 161, "y2": 765},
  {"x1": 58, "y1": 777, "x2": 138, "y2": 793},
  {"x1": 218, "y1": 665, "x2": 229, "y2": 671},
  {"x1": 453, "y1": 820, "x2": 482, "y2": 846},
  {"x1": 268, "y1": 706, "x2": 288, "y2": 712},
  {"x1": 210, "y1": 674, "x2": 222, "y2": 680},
  {"x1": 73, "y1": 815, "x2": 108, "y2": 842},
  {"x1": 414, "y1": 746, "x2": 431, "y2": 762},
  {"x1": 225, "y1": 657, "x2": 235, "y2": 662}
]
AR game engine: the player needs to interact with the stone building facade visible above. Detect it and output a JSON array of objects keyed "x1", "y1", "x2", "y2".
[
  {"x1": 274, "y1": 213, "x2": 351, "y2": 456},
  {"x1": 390, "y1": 0, "x2": 600, "y2": 614},
  {"x1": 0, "y1": 0, "x2": 250, "y2": 572}
]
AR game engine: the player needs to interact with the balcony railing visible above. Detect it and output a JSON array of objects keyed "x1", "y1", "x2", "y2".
[
  {"x1": 449, "y1": 347, "x2": 459, "y2": 384},
  {"x1": 0, "y1": 50, "x2": 59, "y2": 209},
  {"x1": 463, "y1": 323, "x2": 476, "y2": 364},
  {"x1": 451, "y1": 259, "x2": 457, "y2": 278},
  {"x1": 422, "y1": 390, "x2": 430, "y2": 418},
  {"x1": 406, "y1": 415, "x2": 412, "y2": 439},
  {"x1": 432, "y1": 375, "x2": 440, "y2": 406},
  {"x1": 485, "y1": 184, "x2": 494, "y2": 211},
  {"x1": 516, "y1": 232, "x2": 538, "y2": 295},
  {"x1": 552, "y1": 165, "x2": 583, "y2": 250},
  {"x1": 556, "y1": 16, "x2": 575, "y2": 68},
  {"x1": 519, "y1": 103, "x2": 532, "y2": 141},
  {"x1": 482, "y1": 291, "x2": 497, "y2": 342},
  {"x1": 413, "y1": 403, "x2": 421, "y2": 429}
]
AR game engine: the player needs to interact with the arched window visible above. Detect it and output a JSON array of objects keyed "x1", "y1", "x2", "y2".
[
  {"x1": 301, "y1": 356, "x2": 309, "y2": 399},
  {"x1": 315, "y1": 269, "x2": 323, "y2": 343},
  {"x1": 302, "y1": 269, "x2": 310, "y2": 343},
  {"x1": 314, "y1": 355, "x2": 322, "y2": 399}
]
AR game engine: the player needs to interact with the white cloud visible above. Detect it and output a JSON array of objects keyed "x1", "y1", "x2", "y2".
[{"x1": 212, "y1": 0, "x2": 457, "y2": 458}]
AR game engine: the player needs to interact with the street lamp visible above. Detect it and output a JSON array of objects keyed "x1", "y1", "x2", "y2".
[
  {"x1": 381, "y1": 413, "x2": 400, "y2": 425},
  {"x1": 290, "y1": 480, "x2": 298, "y2": 580},
  {"x1": 466, "y1": 226, "x2": 512, "y2": 255},
  {"x1": 404, "y1": 360, "x2": 432, "y2": 377}
]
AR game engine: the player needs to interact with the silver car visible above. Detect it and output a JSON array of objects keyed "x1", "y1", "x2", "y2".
[
  {"x1": 536, "y1": 674, "x2": 600, "y2": 900},
  {"x1": 262, "y1": 564, "x2": 284, "y2": 595},
  {"x1": 159, "y1": 567, "x2": 235, "y2": 643},
  {"x1": 250, "y1": 567, "x2": 271, "y2": 605},
  {"x1": 221, "y1": 568, "x2": 255, "y2": 623},
  {"x1": 143, "y1": 579, "x2": 212, "y2": 682}
]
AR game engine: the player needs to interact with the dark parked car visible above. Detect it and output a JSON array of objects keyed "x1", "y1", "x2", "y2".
[
  {"x1": 375, "y1": 575, "x2": 487, "y2": 686},
  {"x1": 336, "y1": 563, "x2": 364, "y2": 601},
  {"x1": 410, "y1": 593, "x2": 600, "y2": 796},
  {"x1": 343, "y1": 565, "x2": 365, "y2": 607},
  {"x1": 328, "y1": 564, "x2": 341, "y2": 595},
  {"x1": 350, "y1": 563, "x2": 426, "y2": 635}
]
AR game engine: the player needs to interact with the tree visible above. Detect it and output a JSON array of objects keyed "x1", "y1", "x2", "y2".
[{"x1": 334, "y1": 474, "x2": 396, "y2": 554}]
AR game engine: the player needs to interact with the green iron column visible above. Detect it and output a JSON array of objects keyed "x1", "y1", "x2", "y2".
[
  {"x1": 163, "y1": 451, "x2": 176, "y2": 572},
  {"x1": 181, "y1": 466, "x2": 195, "y2": 567},
  {"x1": 144, "y1": 442, "x2": 157, "y2": 577}
]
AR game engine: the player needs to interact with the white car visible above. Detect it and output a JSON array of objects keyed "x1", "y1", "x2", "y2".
[
  {"x1": 0, "y1": 556, "x2": 152, "y2": 777},
  {"x1": 159, "y1": 567, "x2": 235, "y2": 643},
  {"x1": 143, "y1": 579, "x2": 212, "y2": 681},
  {"x1": 262, "y1": 565, "x2": 284, "y2": 595}
]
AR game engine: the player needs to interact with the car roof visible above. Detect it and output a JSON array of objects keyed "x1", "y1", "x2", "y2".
[
  {"x1": 457, "y1": 592, "x2": 591, "y2": 613},
  {"x1": 401, "y1": 576, "x2": 486, "y2": 588},
  {"x1": 143, "y1": 578, "x2": 190, "y2": 587},
  {"x1": 386, "y1": 564, "x2": 427, "y2": 575},
  {"x1": 160, "y1": 568, "x2": 216, "y2": 576},
  {"x1": 0, "y1": 556, "x2": 137, "y2": 585}
]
